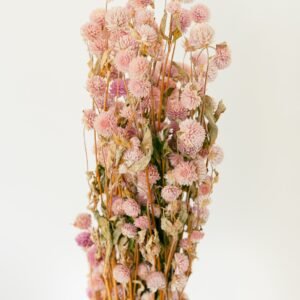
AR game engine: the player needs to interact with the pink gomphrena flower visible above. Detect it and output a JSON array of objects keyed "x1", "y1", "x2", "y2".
[
  {"x1": 112, "y1": 285, "x2": 124, "y2": 300},
  {"x1": 175, "y1": 8, "x2": 192, "y2": 33},
  {"x1": 146, "y1": 272, "x2": 166, "y2": 292},
  {"x1": 128, "y1": 56, "x2": 149, "y2": 79},
  {"x1": 190, "y1": 4, "x2": 210, "y2": 23},
  {"x1": 114, "y1": 34, "x2": 138, "y2": 51},
  {"x1": 137, "y1": 262, "x2": 151, "y2": 280},
  {"x1": 90, "y1": 9, "x2": 106, "y2": 27},
  {"x1": 87, "y1": 245, "x2": 100, "y2": 267},
  {"x1": 129, "y1": 0, "x2": 153, "y2": 9},
  {"x1": 177, "y1": 119, "x2": 206, "y2": 158},
  {"x1": 105, "y1": 7, "x2": 129, "y2": 33},
  {"x1": 174, "y1": 253, "x2": 189, "y2": 274},
  {"x1": 134, "y1": 216, "x2": 150, "y2": 229},
  {"x1": 137, "y1": 24, "x2": 158, "y2": 44},
  {"x1": 179, "y1": 238, "x2": 192, "y2": 251},
  {"x1": 122, "y1": 198, "x2": 141, "y2": 217},
  {"x1": 208, "y1": 144, "x2": 224, "y2": 166},
  {"x1": 166, "y1": 1, "x2": 181, "y2": 14},
  {"x1": 81, "y1": 22, "x2": 102, "y2": 41},
  {"x1": 109, "y1": 79, "x2": 127, "y2": 98},
  {"x1": 89, "y1": 36, "x2": 108, "y2": 57},
  {"x1": 198, "y1": 180, "x2": 212, "y2": 198},
  {"x1": 121, "y1": 223, "x2": 138, "y2": 238},
  {"x1": 75, "y1": 232, "x2": 93, "y2": 248},
  {"x1": 111, "y1": 197, "x2": 124, "y2": 216},
  {"x1": 135, "y1": 9, "x2": 155, "y2": 26},
  {"x1": 213, "y1": 43, "x2": 232, "y2": 70},
  {"x1": 94, "y1": 109, "x2": 117, "y2": 138},
  {"x1": 173, "y1": 161, "x2": 198, "y2": 186},
  {"x1": 166, "y1": 91, "x2": 188, "y2": 121},
  {"x1": 189, "y1": 23, "x2": 215, "y2": 48},
  {"x1": 82, "y1": 109, "x2": 96, "y2": 131},
  {"x1": 168, "y1": 153, "x2": 184, "y2": 168},
  {"x1": 114, "y1": 49, "x2": 134, "y2": 73},
  {"x1": 128, "y1": 79, "x2": 151, "y2": 98},
  {"x1": 190, "y1": 230, "x2": 205, "y2": 243},
  {"x1": 193, "y1": 157, "x2": 207, "y2": 182},
  {"x1": 140, "y1": 164, "x2": 160, "y2": 186},
  {"x1": 87, "y1": 76, "x2": 106, "y2": 98},
  {"x1": 74, "y1": 213, "x2": 92, "y2": 229},
  {"x1": 113, "y1": 264, "x2": 131, "y2": 284},
  {"x1": 180, "y1": 82, "x2": 202, "y2": 110},
  {"x1": 90, "y1": 269, "x2": 105, "y2": 292},
  {"x1": 161, "y1": 185, "x2": 182, "y2": 203}
]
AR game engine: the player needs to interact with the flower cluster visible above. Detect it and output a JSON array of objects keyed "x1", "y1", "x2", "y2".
[{"x1": 76, "y1": 0, "x2": 230, "y2": 299}]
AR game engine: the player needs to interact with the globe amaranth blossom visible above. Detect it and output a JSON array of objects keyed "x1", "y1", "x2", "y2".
[
  {"x1": 190, "y1": 23, "x2": 215, "y2": 48},
  {"x1": 122, "y1": 198, "x2": 141, "y2": 217},
  {"x1": 146, "y1": 271, "x2": 166, "y2": 292},
  {"x1": 190, "y1": 4, "x2": 210, "y2": 23},
  {"x1": 161, "y1": 185, "x2": 182, "y2": 203},
  {"x1": 74, "y1": 213, "x2": 92, "y2": 229},
  {"x1": 173, "y1": 161, "x2": 198, "y2": 186},
  {"x1": 113, "y1": 264, "x2": 131, "y2": 284},
  {"x1": 75, "y1": 232, "x2": 93, "y2": 248}
]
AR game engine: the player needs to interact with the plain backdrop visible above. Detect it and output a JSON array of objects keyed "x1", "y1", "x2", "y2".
[{"x1": 0, "y1": 0, "x2": 300, "y2": 299}]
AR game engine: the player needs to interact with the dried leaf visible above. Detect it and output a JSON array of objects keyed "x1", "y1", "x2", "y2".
[{"x1": 214, "y1": 100, "x2": 226, "y2": 122}]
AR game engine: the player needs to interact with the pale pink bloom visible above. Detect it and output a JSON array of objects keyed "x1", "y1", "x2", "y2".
[
  {"x1": 135, "y1": 9, "x2": 155, "y2": 25},
  {"x1": 168, "y1": 153, "x2": 184, "y2": 167},
  {"x1": 213, "y1": 43, "x2": 231, "y2": 69},
  {"x1": 137, "y1": 165, "x2": 160, "y2": 193},
  {"x1": 166, "y1": 1, "x2": 181, "y2": 14},
  {"x1": 90, "y1": 9, "x2": 106, "y2": 27},
  {"x1": 193, "y1": 157, "x2": 207, "y2": 182},
  {"x1": 112, "y1": 197, "x2": 124, "y2": 216},
  {"x1": 121, "y1": 223, "x2": 138, "y2": 238},
  {"x1": 176, "y1": 8, "x2": 192, "y2": 33},
  {"x1": 94, "y1": 109, "x2": 117, "y2": 138},
  {"x1": 166, "y1": 90, "x2": 188, "y2": 121},
  {"x1": 105, "y1": 7, "x2": 128, "y2": 32},
  {"x1": 87, "y1": 245, "x2": 100, "y2": 267},
  {"x1": 171, "y1": 275, "x2": 188, "y2": 292},
  {"x1": 174, "y1": 253, "x2": 189, "y2": 274},
  {"x1": 137, "y1": 24, "x2": 158, "y2": 44},
  {"x1": 180, "y1": 83, "x2": 201, "y2": 110},
  {"x1": 113, "y1": 264, "x2": 131, "y2": 284},
  {"x1": 173, "y1": 161, "x2": 198, "y2": 186},
  {"x1": 128, "y1": 79, "x2": 151, "y2": 98},
  {"x1": 137, "y1": 262, "x2": 151, "y2": 280},
  {"x1": 90, "y1": 269, "x2": 105, "y2": 291},
  {"x1": 146, "y1": 272, "x2": 166, "y2": 292},
  {"x1": 74, "y1": 213, "x2": 92, "y2": 229},
  {"x1": 178, "y1": 119, "x2": 206, "y2": 158},
  {"x1": 190, "y1": 230, "x2": 204, "y2": 243},
  {"x1": 81, "y1": 22, "x2": 101, "y2": 41},
  {"x1": 109, "y1": 79, "x2": 127, "y2": 98},
  {"x1": 208, "y1": 145, "x2": 224, "y2": 166},
  {"x1": 75, "y1": 232, "x2": 93, "y2": 248},
  {"x1": 190, "y1": 23, "x2": 215, "y2": 48},
  {"x1": 199, "y1": 181, "x2": 212, "y2": 197},
  {"x1": 114, "y1": 34, "x2": 138, "y2": 51},
  {"x1": 190, "y1": 4, "x2": 210, "y2": 23},
  {"x1": 179, "y1": 238, "x2": 191, "y2": 250},
  {"x1": 114, "y1": 49, "x2": 133, "y2": 73},
  {"x1": 129, "y1": 0, "x2": 153, "y2": 9},
  {"x1": 161, "y1": 185, "x2": 182, "y2": 202},
  {"x1": 134, "y1": 216, "x2": 150, "y2": 229},
  {"x1": 128, "y1": 56, "x2": 149, "y2": 79},
  {"x1": 87, "y1": 76, "x2": 106, "y2": 98},
  {"x1": 89, "y1": 37, "x2": 108, "y2": 56},
  {"x1": 199, "y1": 206, "x2": 210, "y2": 223},
  {"x1": 122, "y1": 198, "x2": 141, "y2": 217},
  {"x1": 123, "y1": 142, "x2": 144, "y2": 165},
  {"x1": 82, "y1": 109, "x2": 96, "y2": 131}
]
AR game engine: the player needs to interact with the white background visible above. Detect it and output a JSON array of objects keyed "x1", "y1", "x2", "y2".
[{"x1": 0, "y1": 0, "x2": 300, "y2": 299}]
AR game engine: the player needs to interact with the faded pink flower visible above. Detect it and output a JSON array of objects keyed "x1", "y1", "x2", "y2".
[
  {"x1": 141, "y1": 292, "x2": 154, "y2": 300},
  {"x1": 180, "y1": 83, "x2": 201, "y2": 110},
  {"x1": 161, "y1": 185, "x2": 182, "y2": 203},
  {"x1": 82, "y1": 109, "x2": 96, "y2": 131},
  {"x1": 135, "y1": 9, "x2": 155, "y2": 25},
  {"x1": 89, "y1": 36, "x2": 108, "y2": 56},
  {"x1": 208, "y1": 144, "x2": 224, "y2": 166},
  {"x1": 176, "y1": 8, "x2": 192, "y2": 33},
  {"x1": 174, "y1": 253, "x2": 189, "y2": 274},
  {"x1": 190, "y1": 4, "x2": 210, "y2": 23},
  {"x1": 112, "y1": 197, "x2": 124, "y2": 216},
  {"x1": 190, "y1": 230, "x2": 205, "y2": 243},
  {"x1": 199, "y1": 181, "x2": 212, "y2": 197},
  {"x1": 137, "y1": 24, "x2": 158, "y2": 44},
  {"x1": 122, "y1": 198, "x2": 141, "y2": 217},
  {"x1": 168, "y1": 153, "x2": 184, "y2": 167},
  {"x1": 121, "y1": 223, "x2": 138, "y2": 238},
  {"x1": 138, "y1": 165, "x2": 160, "y2": 190},
  {"x1": 190, "y1": 23, "x2": 214, "y2": 48},
  {"x1": 128, "y1": 79, "x2": 151, "y2": 98},
  {"x1": 134, "y1": 216, "x2": 150, "y2": 229},
  {"x1": 81, "y1": 22, "x2": 101, "y2": 41},
  {"x1": 137, "y1": 262, "x2": 151, "y2": 280},
  {"x1": 166, "y1": 1, "x2": 181, "y2": 14},
  {"x1": 152, "y1": 204, "x2": 161, "y2": 218},
  {"x1": 87, "y1": 245, "x2": 100, "y2": 267},
  {"x1": 213, "y1": 43, "x2": 231, "y2": 70},
  {"x1": 128, "y1": 56, "x2": 149, "y2": 79},
  {"x1": 179, "y1": 238, "x2": 191, "y2": 250},
  {"x1": 146, "y1": 272, "x2": 166, "y2": 292},
  {"x1": 173, "y1": 161, "x2": 198, "y2": 186},
  {"x1": 105, "y1": 7, "x2": 128, "y2": 32},
  {"x1": 207, "y1": 59, "x2": 219, "y2": 82},
  {"x1": 178, "y1": 119, "x2": 206, "y2": 157},
  {"x1": 166, "y1": 89, "x2": 188, "y2": 121},
  {"x1": 90, "y1": 9, "x2": 106, "y2": 27},
  {"x1": 130, "y1": 0, "x2": 153, "y2": 9},
  {"x1": 90, "y1": 269, "x2": 105, "y2": 291},
  {"x1": 113, "y1": 264, "x2": 131, "y2": 284},
  {"x1": 109, "y1": 79, "x2": 127, "y2": 98},
  {"x1": 74, "y1": 213, "x2": 92, "y2": 229},
  {"x1": 75, "y1": 232, "x2": 93, "y2": 248},
  {"x1": 94, "y1": 109, "x2": 117, "y2": 138},
  {"x1": 114, "y1": 50, "x2": 133, "y2": 73},
  {"x1": 87, "y1": 76, "x2": 106, "y2": 98},
  {"x1": 114, "y1": 34, "x2": 138, "y2": 51}
]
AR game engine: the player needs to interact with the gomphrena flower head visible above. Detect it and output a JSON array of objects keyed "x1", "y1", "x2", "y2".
[
  {"x1": 74, "y1": 213, "x2": 92, "y2": 229},
  {"x1": 190, "y1": 4, "x2": 210, "y2": 23},
  {"x1": 134, "y1": 216, "x2": 150, "y2": 229},
  {"x1": 75, "y1": 232, "x2": 93, "y2": 248},
  {"x1": 161, "y1": 185, "x2": 182, "y2": 203},
  {"x1": 113, "y1": 264, "x2": 131, "y2": 284},
  {"x1": 173, "y1": 161, "x2": 198, "y2": 186},
  {"x1": 121, "y1": 223, "x2": 138, "y2": 238},
  {"x1": 190, "y1": 23, "x2": 215, "y2": 48},
  {"x1": 208, "y1": 145, "x2": 224, "y2": 166},
  {"x1": 146, "y1": 272, "x2": 166, "y2": 292},
  {"x1": 174, "y1": 253, "x2": 189, "y2": 274},
  {"x1": 122, "y1": 198, "x2": 141, "y2": 217}
]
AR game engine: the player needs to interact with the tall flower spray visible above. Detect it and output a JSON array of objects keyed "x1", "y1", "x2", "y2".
[{"x1": 76, "y1": 1, "x2": 231, "y2": 299}]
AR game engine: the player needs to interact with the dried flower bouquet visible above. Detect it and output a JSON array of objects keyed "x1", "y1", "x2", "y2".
[{"x1": 75, "y1": 0, "x2": 231, "y2": 299}]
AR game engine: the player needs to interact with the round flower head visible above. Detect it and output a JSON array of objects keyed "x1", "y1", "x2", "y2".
[
  {"x1": 105, "y1": 7, "x2": 129, "y2": 32},
  {"x1": 190, "y1": 4, "x2": 210, "y2": 23},
  {"x1": 87, "y1": 245, "x2": 100, "y2": 267},
  {"x1": 166, "y1": 90, "x2": 188, "y2": 121},
  {"x1": 128, "y1": 79, "x2": 151, "y2": 98},
  {"x1": 90, "y1": 269, "x2": 105, "y2": 291},
  {"x1": 137, "y1": 24, "x2": 158, "y2": 44},
  {"x1": 213, "y1": 43, "x2": 231, "y2": 70},
  {"x1": 180, "y1": 83, "x2": 201, "y2": 110},
  {"x1": 134, "y1": 216, "x2": 150, "y2": 229},
  {"x1": 89, "y1": 36, "x2": 108, "y2": 57},
  {"x1": 190, "y1": 23, "x2": 214, "y2": 48},
  {"x1": 190, "y1": 230, "x2": 205, "y2": 243},
  {"x1": 208, "y1": 144, "x2": 224, "y2": 166},
  {"x1": 173, "y1": 161, "x2": 198, "y2": 186},
  {"x1": 146, "y1": 272, "x2": 166, "y2": 292},
  {"x1": 178, "y1": 119, "x2": 206, "y2": 158},
  {"x1": 90, "y1": 9, "x2": 106, "y2": 27},
  {"x1": 110, "y1": 79, "x2": 127, "y2": 98},
  {"x1": 174, "y1": 253, "x2": 189, "y2": 274},
  {"x1": 82, "y1": 109, "x2": 96, "y2": 131},
  {"x1": 94, "y1": 109, "x2": 117, "y2": 138},
  {"x1": 122, "y1": 198, "x2": 141, "y2": 217},
  {"x1": 135, "y1": 9, "x2": 155, "y2": 26},
  {"x1": 112, "y1": 197, "x2": 124, "y2": 216},
  {"x1": 74, "y1": 213, "x2": 92, "y2": 229},
  {"x1": 87, "y1": 76, "x2": 106, "y2": 98},
  {"x1": 176, "y1": 8, "x2": 192, "y2": 33},
  {"x1": 81, "y1": 22, "x2": 101, "y2": 41},
  {"x1": 168, "y1": 153, "x2": 184, "y2": 167},
  {"x1": 128, "y1": 56, "x2": 149, "y2": 79},
  {"x1": 121, "y1": 223, "x2": 138, "y2": 238},
  {"x1": 161, "y1": 185, "x2": 182, "y2": 202},
  {"x1": 115, "y1": 34, "x2": 138, "y2": 51},
  {"x1": 167, "y1": 1, "x2": 181, "y2": 14},
  {"x1": 137, "y1": 262, "x2": 151, "y2": 280},
  {"x1": 113, "y1": 264, "x2": 131, "y2": 284},
  {"x1": 129, "y1": 0, "x2": 153, "y2": 9},
  {"x1": 114, "y1": 49, "x2": 133, "y2": 73},
  {"x1": 75, "y1": 232, "x2": 93, "y2": 248}
]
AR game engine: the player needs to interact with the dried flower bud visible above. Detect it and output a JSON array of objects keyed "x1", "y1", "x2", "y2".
[
  {"x1": 74, "y1": 213, "x2": 92, "y2": 229},
  {"x1": 146, "y1": 272, "x2": 166, "y2": 292},
  {"x1": 113, "y1": 264, "x2": 131, "y2": 284},
  {"x1": 121, "y1": 223, "x2": 138, "y2": 238},
  {"x1": 75, "y1": 232, "x2": 93, "y2": 248}
]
